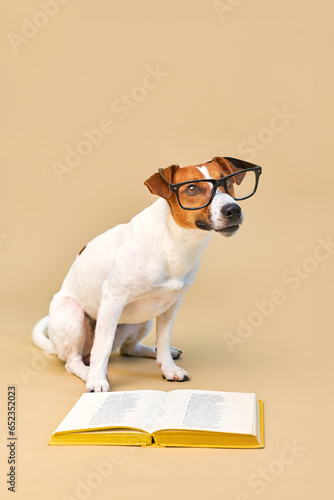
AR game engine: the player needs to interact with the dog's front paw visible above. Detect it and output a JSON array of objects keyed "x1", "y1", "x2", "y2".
[
  {"x1": 86, "y1": 378, "x2": 110, "y2": 393},
  {"x1": 170, "y1": 346, "x2": 183, "y2": 359},
  {"x1": 161, "y1": 366, "x2": 189, "y2": 382}
]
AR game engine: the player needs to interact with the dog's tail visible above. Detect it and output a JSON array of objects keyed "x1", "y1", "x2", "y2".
[{"x1": 32, "y1": 316, "x2": 57, "y2": 355}]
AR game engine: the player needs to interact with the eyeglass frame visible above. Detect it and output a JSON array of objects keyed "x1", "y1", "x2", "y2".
[{"x1": 158, "y1": 158, "x2": 262, "y2": 211}]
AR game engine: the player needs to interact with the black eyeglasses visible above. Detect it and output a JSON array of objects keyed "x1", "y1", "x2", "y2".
[{"x1": 158, "y1": 157, "x2": 262, "y2": 210}]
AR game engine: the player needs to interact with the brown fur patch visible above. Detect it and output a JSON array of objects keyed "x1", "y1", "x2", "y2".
[
  {"x1": 144, "y1": 165, "x2": 179, "y2": 200},
  {"x1": 78, "y1": 245, "x2": 86, "y2": 256}
]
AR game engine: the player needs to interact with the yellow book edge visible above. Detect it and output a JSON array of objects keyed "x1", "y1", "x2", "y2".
[{"x1": 49, "y1": 400, "x2": 264, "y2": 449}]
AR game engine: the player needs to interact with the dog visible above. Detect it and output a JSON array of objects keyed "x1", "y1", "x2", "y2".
[{"x1": 32, "y1": 156, "x2": 261, "y2": 392}]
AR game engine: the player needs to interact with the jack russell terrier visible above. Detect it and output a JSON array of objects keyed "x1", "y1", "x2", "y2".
[{"x1": 33, "y1": 156, "x2": 262, "y2": 392}]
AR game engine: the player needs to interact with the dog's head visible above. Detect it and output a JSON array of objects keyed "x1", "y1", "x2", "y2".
[{"x1": 144, "y1": 157, "x2": 261, "y2": 237}]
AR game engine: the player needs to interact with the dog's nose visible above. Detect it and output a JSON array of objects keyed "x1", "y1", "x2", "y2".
[{"x1": 221, "y1": 203, "x2": 242, "y2": 223}]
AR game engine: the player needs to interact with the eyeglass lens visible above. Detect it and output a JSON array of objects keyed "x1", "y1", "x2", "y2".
[{"x1": 178, "y1": 170, "x2": 257, "y2": 208}]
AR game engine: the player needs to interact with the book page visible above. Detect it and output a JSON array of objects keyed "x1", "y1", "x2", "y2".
[
  {"x1": 254, "y1": 400, "x2": 261, "y2": 443},
  {"x1": 54, "y1": 390, "x2": 167, "y2": 435},
  {"x1": 152, "y1": 390, "x2": 257, "y2": 435}
]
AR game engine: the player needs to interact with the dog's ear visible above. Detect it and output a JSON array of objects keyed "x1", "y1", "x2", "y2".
[
  {"x1": 213, "y1": 157, "x2": 248, "y2": 185},
  {"x1": 144, "y1": 165, "x2": 179, "y2": 200}
]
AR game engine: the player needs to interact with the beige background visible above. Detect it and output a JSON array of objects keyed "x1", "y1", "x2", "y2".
[{"x1": 0, "y1": 1, "x2": 333, "y2": 499}]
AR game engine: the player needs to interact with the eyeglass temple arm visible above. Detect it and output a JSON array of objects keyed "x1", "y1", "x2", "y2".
[{"x1": 158, "y1": 168, "x2": 172, "y2": 186}]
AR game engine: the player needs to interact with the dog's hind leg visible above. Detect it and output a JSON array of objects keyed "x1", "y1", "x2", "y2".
[
  {"x1": 119, "y1": 321, "x2": 182, "y2": 359},
  {"x1": 119, "y1": 321, "x2": 155, "y2": 357},
  {"x1": 48, "y1": 294, "x2": 93, "y2": 382},
  {"x1": 65, "y1": 353, "x2": 90, "y2": 382}
]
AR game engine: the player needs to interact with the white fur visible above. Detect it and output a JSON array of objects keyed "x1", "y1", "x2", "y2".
[
  {"x1": 197, "y1": 165, "x2": 211, "y2": 178},
  {"x1": 32, "y1": 187, "x2": 242, "y2": 392},
  {"x1": 210, "y1": 190, "x2": 243, "y2": 229}
]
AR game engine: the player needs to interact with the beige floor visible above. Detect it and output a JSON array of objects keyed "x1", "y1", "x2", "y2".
[{"x1": 1, "y1": 1, "x2": 333, "y2": 499}]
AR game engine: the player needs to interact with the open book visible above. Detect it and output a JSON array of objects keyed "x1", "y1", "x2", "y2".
[{"x1": 49, "y1": 390, "x2": 264, "y2": 448}]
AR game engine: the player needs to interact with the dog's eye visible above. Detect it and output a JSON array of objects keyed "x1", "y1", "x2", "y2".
[
  {"x1": 184, "y1": 184, "x2": 200, "y2": 196},
  {"x1": 226, "y1": 179, "x2": 233, "y2": 190}
]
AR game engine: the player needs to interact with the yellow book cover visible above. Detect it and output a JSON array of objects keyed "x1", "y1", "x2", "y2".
[{"x1": 49, "y1": 390, "x2": 264, "y2": 449}]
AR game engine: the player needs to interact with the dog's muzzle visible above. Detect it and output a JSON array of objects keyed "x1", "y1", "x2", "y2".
[
  {"x1": 195, "y1": 201, "x2": 244, "y2": 236},
  {"x1": 217, "y1": 203, "x2": 243, "y2": 236}
]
